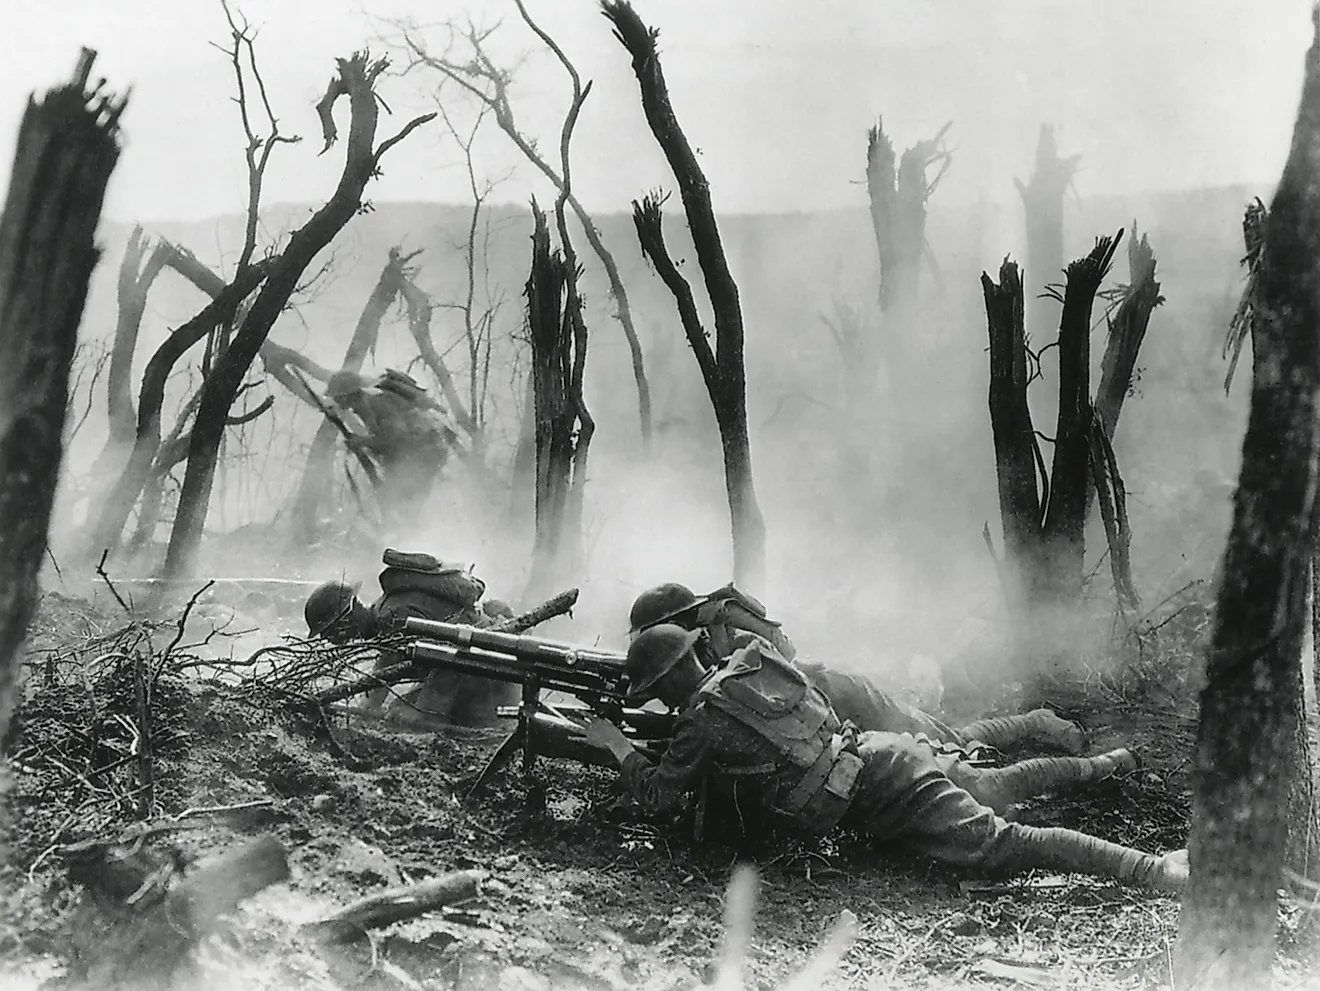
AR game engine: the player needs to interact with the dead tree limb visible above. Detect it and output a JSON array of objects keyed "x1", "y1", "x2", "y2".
[
  {"x1": 866, "y1": 118, "x2": 951, "y2": 316},
  {"x1": 161, "y1": 53, "x2": 434, "y2": 581},
  {"x1": 88, "y1": 259, "x2": 273, "y2": 561},
  {"x1": 1087, "y1": 414, "x2": 1138, "y2": 612},
  {"x1": 392, "y1": 15, "x2": 654, "y2": 449},
  {"x1": 107, "y1": 229, "x2": 173, "y2": 447},
  {"x1": 303, "y1": 869, "x2": 484, "y2": 944},
  {"x1": 1095, "y1": 227, "x2": 1163, "y2": 441},
  {"x1": 1177, "y1": 14, "x2": 1320, "y2": 987},
  {"x1": 523, "y1": 206, "x2": 586, "y2": 601},
  {"x1": 1224, "y1": 197, "x2": 1269, "y2": 394},
  {"x1": 606, "y1": 0, "x2": 767, "y2": 590},
  {"x1": 0, "y1": 49, "x2": 124, "y2": 743}
]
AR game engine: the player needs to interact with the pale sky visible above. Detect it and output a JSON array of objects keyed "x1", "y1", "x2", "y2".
[{"x1": 4, "y1": 0, "x2": 1313, "y2": 223}]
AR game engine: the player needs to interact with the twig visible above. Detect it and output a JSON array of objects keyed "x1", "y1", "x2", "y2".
[
  {"x1": 132, "y1": 649, "x2": 154, "y2": 819},
  {"x1": 156, "y1": 580, "x2": 216, "y2": 689},
  {"x1": 96, "y1": 549, "x2": 132, "y2": 614}
]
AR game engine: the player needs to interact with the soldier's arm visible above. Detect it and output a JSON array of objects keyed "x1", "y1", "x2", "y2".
[{"x1": 618, "y1": 710, "x2": 716, "y2": 818}]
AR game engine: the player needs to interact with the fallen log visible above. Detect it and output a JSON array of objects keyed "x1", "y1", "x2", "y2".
[
  {"x1": 314, "y1": 586, "x2": 580, "y2": 706},
  {"x1": 68, "y1": 834, "x2": 289, "y2": 989},
  {"x1": 301, "y1": 868, "x2": 486, "y2": 944}
]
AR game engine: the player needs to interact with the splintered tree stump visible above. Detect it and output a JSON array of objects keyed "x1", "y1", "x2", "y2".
[
  {"x1": 0, "y1": 50, "x2": 123, "y2": 746},
  {"x1": 69, "y1": 834, "x2": 290, "y2": 989}
]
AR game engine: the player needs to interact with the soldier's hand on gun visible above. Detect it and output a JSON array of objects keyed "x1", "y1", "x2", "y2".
[{"x1": 581, "y1": 714, "x2": 634, "y2": 761}]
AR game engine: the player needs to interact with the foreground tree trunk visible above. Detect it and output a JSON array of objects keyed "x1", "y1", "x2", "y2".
[
  {"x1": 0, "y1": 50, "x2": 123, "y2": 744},
  {"x1": 160, "y1": 54, "x2": 432, "y2": 580},
  {"x1": 1015, "y1": 124, "x2": 1079, "y2": 334},
  {"x1": 1176, "y1": 16, "x2": 1320, "y2": 987},
  {"x1": 606, "y1": 0, "x2": 767, "y2": 591}
]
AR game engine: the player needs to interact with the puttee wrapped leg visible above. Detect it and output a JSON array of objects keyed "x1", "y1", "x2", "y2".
[
  {"x1": 957, "y1": 709, "x2": 1086, "y2": 754},
  {"x1": 944, "y1": 749, "x2": 1139, "y2": 813},
  {"x1": 841, "y1": 732, "x2": 1183, "y2": 891},
  {"x1": 990, "y1": 825, "x2": 1187, "y2": 892}
]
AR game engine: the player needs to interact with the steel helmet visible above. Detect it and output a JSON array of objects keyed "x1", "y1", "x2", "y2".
[
  {"x1": 628, "y1": 582, "x2": 707, "y2": 636},
  {"x1": 624, "y1": 623, "x2": 701, "y2": 703},
  {"x1": 304, "y1": 580, "x2": 360, "y2": 636}
]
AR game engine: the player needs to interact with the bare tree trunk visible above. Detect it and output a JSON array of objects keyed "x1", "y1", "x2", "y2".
[
  {"x1": 1015, "y1": 124, "x2": 1079, "y2": 334},
  {"x1": 160, "y1": 54, "x2": 433, "y2": 581},
  {"x1": 524, "y1": 207, "x2": 576, "y2": 600},
  {"x1": 0, "y1": 50, "x2": 122, "y2": 743},
  {"x1": 1177, "y1": 19, "x2": 1320, "y2": 986},
  {"x1": 982, "y1": 260, "x2": 1042, "y2": 617},
  {"x1": 106, "y1": 229, "x2": 173, "y2": 448},
  {"x1": 1038, "y1": 234, "x2": 1122, "y2": 603},
  {"x1": 509, "y1": 374, "x2": 536, "y2": 524},
  {"x1": 606, "y1": 0, "x2": 766, "y2": 591},
  {"x1": 289, "y1": 248, "x2": 410, "y2": 543},
  {"x1": 87, "y1": 263, "x2": 268, "y2": 562}
]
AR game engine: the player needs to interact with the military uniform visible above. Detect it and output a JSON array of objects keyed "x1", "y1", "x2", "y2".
[
  {"x1": 362, "y1": 550, "x2": 517, "y2": 726},
  {"x1": 633, "y1": 582, "x2": 1082, "y2": 755},
  {"x1": 617, "y1": 640, "x2": 1180, "y2": 890}
]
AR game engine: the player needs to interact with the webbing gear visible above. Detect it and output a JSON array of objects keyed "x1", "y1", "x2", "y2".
[{"x1": 699, "y1": 643, "x2": 862, "y2": 836}]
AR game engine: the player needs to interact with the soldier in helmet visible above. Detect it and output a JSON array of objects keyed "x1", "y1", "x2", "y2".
[
  {"x1": 627, "y1": 582, "x2": 1083, "y2": 756},
  {"x1": 325, "y1": 369, "x2": 458, "y2": 522},
  {"x1": 304, "y1": 550, "x2": 516, "y2": 726},
  {"x1": 582, "y1": 625, "x2": 1186, "y2": 891}
]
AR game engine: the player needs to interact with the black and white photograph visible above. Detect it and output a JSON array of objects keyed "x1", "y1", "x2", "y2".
[{"x1": 0, "y1": 2, "x2": 1315, "y2": 989}]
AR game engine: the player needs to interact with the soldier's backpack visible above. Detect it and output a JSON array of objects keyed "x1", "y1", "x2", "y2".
[
  {"x1": 378, "y1": 548, "x2": 486, "y2": 609},
  {"x1": 698, "y1": 642, "x2": 862, "y2": 836}
]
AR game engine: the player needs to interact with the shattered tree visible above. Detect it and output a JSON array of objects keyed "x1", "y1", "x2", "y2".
[
  {"x1": 1177, "y1": 15, "x2": 1320, "y2": 987},
  {"x1": 865, "y1": 118, "x2": 951, "y2": 317},
  {"x1": 0, "y1": 50, "x2": 123, "y2": 744},
  {"x1": 829, "y1": 121, "x2": 949, "y2": 489},
  {"x1": 160, "y1": 52, "x2": 433, "y2": 580},
  {"x1": 524, "y1": 206, "x2": 592, "y2": 601},
  {"x1": 607, "y1": 0, "x2": 767, "y2": 590},
  {"x1": 982, "y1": 232, "x2": 1139, "y2": 668},
  {"x1": 1015, "y1": 124, "x2": 1079, "y2": 333}
]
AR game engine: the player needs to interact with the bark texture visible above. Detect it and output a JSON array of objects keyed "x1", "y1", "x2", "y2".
[
  {"x1": 0, "y1": 51, "x2": 123, "y2": 744},
  {"x1": 1176, "y1": 15, "x2": 1320, "y2": 988}
]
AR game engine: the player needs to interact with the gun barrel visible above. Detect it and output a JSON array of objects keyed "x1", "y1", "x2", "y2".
[
  {"x1": 407, "y1": 640, "x2": 626, "y2": 700},
  {"x1": 403, "y1": 618, "x2": 625, "y2": 674}
]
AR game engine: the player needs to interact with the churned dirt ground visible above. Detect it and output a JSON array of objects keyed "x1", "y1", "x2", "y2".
[{"x1": 3, "y1": 583, "x2": 1320, "y2": 991}]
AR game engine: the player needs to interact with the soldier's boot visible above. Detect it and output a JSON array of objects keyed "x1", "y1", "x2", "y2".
[
  {"x1": 957, "y1": 709, "x2": 1086, "y2": 755},
  {"x1": 1010, "y1": 826, "x2": 1187, "y2": 892},
  {"x1": 954, "y1": 749, "x2": 1139, "y2": 812}
]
